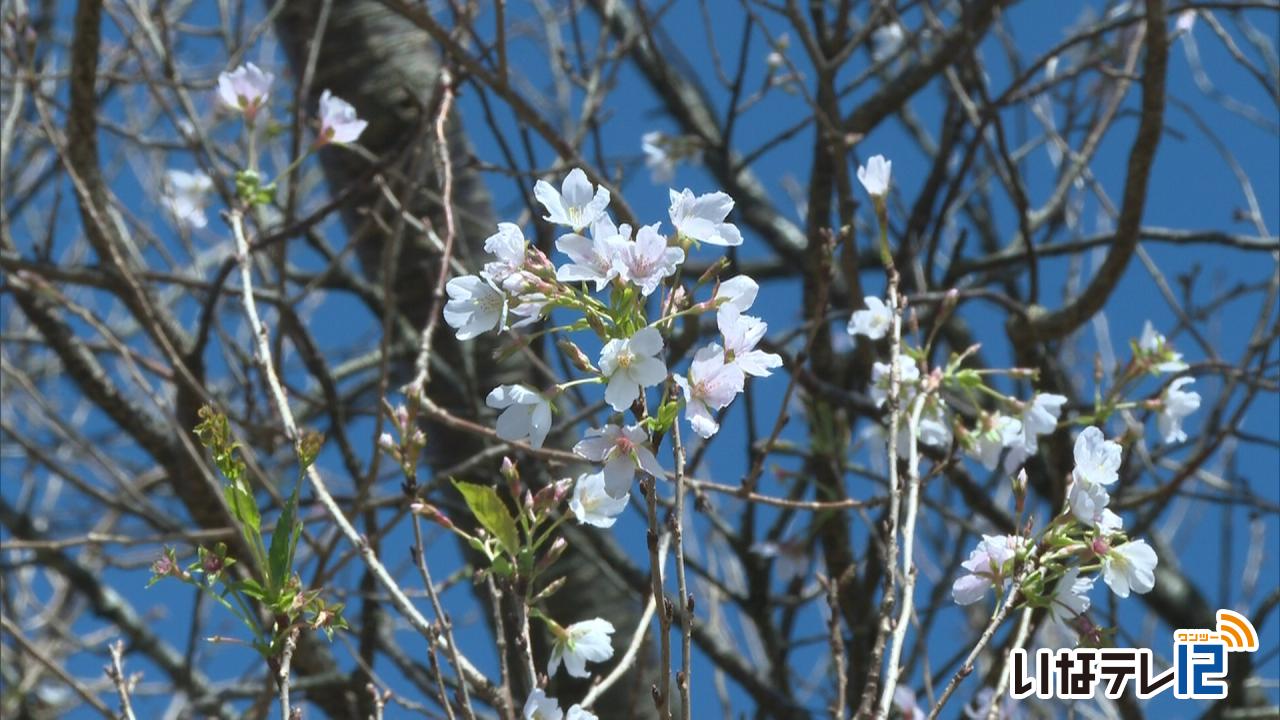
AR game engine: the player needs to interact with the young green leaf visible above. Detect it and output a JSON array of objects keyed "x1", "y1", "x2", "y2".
[{"x1": 452, "y1": 479, "x2": 520, "y2": 557}]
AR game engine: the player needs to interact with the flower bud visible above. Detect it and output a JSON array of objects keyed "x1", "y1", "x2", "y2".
[
  {"x1": 1091, "y1": 536, "x2": 1110, "y2": 557},
  {"x1": 556, "y1": 338, "x2": 597, "y2": 373},
  {"x1": 532, "y1": 575, "x2": 568, "y2": 604},
  {"x1": 501, "y1": 456, "x2": 521, "y2": 490},
  {"x1": 410, "y1": 502, "x2": 454, "y2": 530},
  {"x1": 536, "y1": 537, "x2": 568, "y2": 575},
  {"x1": 531, "y1": 479, "x2": 572, "y2": 516}
]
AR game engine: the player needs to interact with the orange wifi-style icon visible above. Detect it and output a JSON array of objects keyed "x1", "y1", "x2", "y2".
[{"x1": 1216, "y1": 609, "x2": 1259, "y2": 652}]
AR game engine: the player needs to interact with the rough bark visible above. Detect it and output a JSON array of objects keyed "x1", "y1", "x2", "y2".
[{"x1": 274, "y1": 2, "x2": 658, "y2": 716}]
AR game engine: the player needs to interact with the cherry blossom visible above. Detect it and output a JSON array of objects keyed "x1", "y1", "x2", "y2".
[
  {"x1": 1100, "y1": 539, "x2": 1158, "y2": 598},
  {"x1": 565, "y1": 706, "x2": 598, "y2": 720},
  {"x1": 1158, "y1": 376, "x2": 1201, "y2": 444},
  {"x1": 715, "y1": 275, "x2": 759, "y2": 312},
  {"x1": 216, "y1": 63, "x2": 273, "y2": 120},
  {"x1": 483, "y1": 223, "x2": 531, "y2": 292},
  {"x1": 872, "y1": 22, "x2": 905, "y2": 62},
  {"x1": 548, "y1": 618, "x2": 615, "y2": 678},
  {"x1": 894, "y1": 404, "x2": 952, "y2": 458},
  {"x1": 614, "y1": 223, "x2": 684, "y2": 296},
  {"x1": 535, "y1": 168, "x2": 611, "y2": 232},
  {"x1": 718, "y1": 306, "x2": 782, "y2": 377},
  {"x1": 487, "y1": 385, "x2": 552, "y2": 449},
  {"x1": 857, "y1": 154, "x2": 892, "y2": 198},
  {"x1": 555, "y1": 216, "x2": 627, "y2": 290},
  {"x1": 952, "y1": 534, "x2": 1021, "y2": 605},
  {"x1": 1071, "y1": 426, "x2": 1121, "y2": 488},
  {"x1": 847, "y1": 295, "x2": 892, "y2": 340},
  {"x1": 668, "y1": 188, "x2": 743, "y2": 246},
  {"x1": 161, "y1": 169, "x2": 213, "y2": 229},
  {"x1": 971, "y1": 414, "x2": 1023, "y2": 471},
  {"x1": 1139, "y1": 320, "x2": 1188, "y2": 373},
  {"x1": 599, "y1": 327, "x2": 667, "y2": 411},
  {"x1": 674, "y1": 344, "x2": 745, "y2": 438},
  {"x1": 570, "y1": 471, "x2": 630, "y2": 528},
  {"x1": 642, "y1": 131, "x2": 675, "y2": 183},
  {"x1": 1047, "y1": 567, "x2": 1095, "y2": 641},
  {"x1": 506, "y1": 291, "x2": 544, "y2": 324},
  {"x1": 1068, "y1": 480, "x2": 1122, "y2": 532},
  {"x1": 870, "y1": 354, "x2": 920, "y2": 408},
  {"x1": 523, "y1": 689, "x2": 562, "y2": 720},
  {"x1": 892, "y1": 686, "x2": 923, "y2": 720},
  {"x1": 316, "y1": 90, "x2": 367, "y2": 145},
  {"x1": 443, "y1": 274, "x2": 505, "y2": 339},
  {"x1": 1176, "y1": 9, "x2": 1197, "y2": 34},
  {"x1": 573, "y1": 423, "x2": 664, "y2": 497},
  {"x1": 1021, "y1": 393, "x2": 1066, "y2": 452}
]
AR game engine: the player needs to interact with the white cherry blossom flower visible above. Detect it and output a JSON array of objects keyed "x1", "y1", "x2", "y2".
[
  {"x1": 1139, "y1": 320, "x2": 1188, "y2": 373},
  {"x1": 718, "y1": 306, "x2": 782, "y2": 377},
  {"x1": 715, "y1": 275, "x2": 759, "y2": 312},
  {"x1": 523, "y1": 689, "x2": 562, "y2": 720},
  {"x1": 674, "y1": 344, "x2": 745, "y2": 438},
  {"x1": 857, "y1": 154, "x2": 892, "y2": 198},
  {"x1": 565, "y1": 706, "x2": 598, "y2": 720},
  {"x1": 573, "y1": 423, "x2": 664, "y2": 497},
  {"x1": 668, "y1": 188, "x2": 743, "y2": 247},
  {"x1": 895, "y1": 404, "x2": 953, "y2": 458},
  {"x1": 642, "y1": 131, "x2": 675, "y2": 183},
  {"x1": 1176, "y1": 9, "x2": 1197, "y2": 34},
  {"x1": 1101, "y1": 539, "x2": 1157, "y2": 598},
  {"x1": 1158, "y1": 377, "x2": 1200, "y2": 444},
  {"x1": 316, "y1": 90, "x2": 367, "y2": 145},
  {"x1": 487, "y1": 385, "x2": 552, "y2": 449},
  {"x1": 162, "y1": 169, "x2": 213, "y2": 228},
  {"x1": 1021, "y1": 393, "x2": 1067, "y2": 452},
  {"x1": 870, "y1": 354, "x2": 920, "y2": 408},
  {"x1": 599, "y1": 327, "x2": 668, "y2": 411},
  {"x1": 548, "y1": 618, "x2": 615, "y2": 678},
  {"x1": 952, "y1": 534, "x2": 1020, "y2": 605},
  {"x1": 971, "y1": 415, "x2": 1024, "y2": 470},
  {"x1": 535, "y1": 168, "x2": 610, "y2": 232},
  {"x1": 1068, "y1": 480, "x2": 1122, "y2": 533},
  {"x1": 615, "y1": 223, "x2": 684, "y2": 296},
  {"x1": 555, "y1": 217, "x2": 628, "y2": 290},
  {"x1": 443, "y1": 274, "x2": 505, "y2": 339},
  {"x1": 509, "y1": 293, "x2": 547, "y2": 329},
  {"x1": 872, "y1": 22, "x2": 905, "y2": 62},
  {"x1": 1072, "y1": 426, "x2": 1122, "y2": 488},
  {"x1": 1047, "y1": 567, "x2": 1095, "y2": 641},
  {"x1": 847, "y1": 295, "x2": 892, "y2": 340},
  {"x1": 892, "y1": 686, "x2": 923, "y2": 720},
  {"x1": 483, "y1": 223, "x2": 530, "y2": 292},
  {"x1": 570, "y1": 471, "x2": 630, "y2": 528},
  {"x1": 217, "y1": 63, "x2": 274, "y2": 120}
]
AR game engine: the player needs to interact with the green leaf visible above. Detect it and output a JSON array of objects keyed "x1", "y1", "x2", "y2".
[
  {"x1": 267, "y1": 475, "x2": 302, "y2": 596},
  {"x1": 223, "y1": 482, "x2": 260, "y2": 534},
  {"x1": 452, "y1": 480, "x2": 520, "y2": 557}
]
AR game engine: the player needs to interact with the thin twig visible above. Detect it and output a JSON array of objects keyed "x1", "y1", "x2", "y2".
[
  {"x1": 107, "y1": 639, "x2": 139, "y2": 720},
  {"x1": 580, "y1": 534, "x2": 669, "y2": 710}
]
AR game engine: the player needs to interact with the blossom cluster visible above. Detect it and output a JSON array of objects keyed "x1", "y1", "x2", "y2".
[
  {"x1": 950, "y1": 427, "x2": 1159, "y2": 648},
  {"x1": 161, "y1": 63, "x2": 368, "y2": 228},
  {"x1": 443, "y1": 168, "x2": 781, "y2": 514},
  {"x1": 842, "y1": 154, "x2": 1200, "y2": 651}
]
